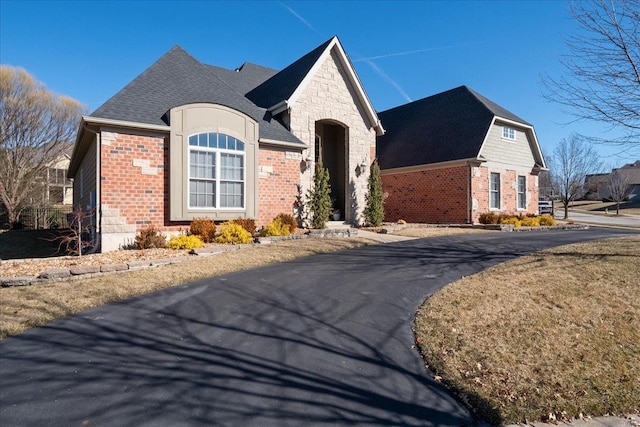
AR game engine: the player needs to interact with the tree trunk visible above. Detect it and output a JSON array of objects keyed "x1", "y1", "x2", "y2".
[
  {"x1": 563, "y1": 201, "x2": 569, "y2": 220},
  {"x1": 616, "y1": 202, "x2": 620, "y2": 216},
  {"x1": 7, "y1": 206, "x2": 18, "y2": 228}
]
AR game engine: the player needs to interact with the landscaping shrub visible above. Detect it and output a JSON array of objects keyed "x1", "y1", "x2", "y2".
[
  {"x1": 260, "y1": 217, "x2": 291, "y2": 237},
  {"x1": 231, "y1": 217, "x2": 256, "y2": 235},
  {"x1": 520, "y1": 216, "x2": 540, "y2": 227},
  {"x1": 190, "y1": 218, "x2": 216, "y2": 243},
  {"x1": 168, "y1": 234, "x2": 204, "y2": 250},
  {"x1": 538, "y1": 214, "x2": 557, "y2": 226},
  {"x1": 478, "y1": 212, "x2": 499, "y2": 224},
  {"x1": 364, "y1": 160, "x2": 384, "y2": 226},
  {"x1": 216, "y1": 222, "x2": 253, "y2": 244},
  {"x1": 500, "y1": 216, "x2": 521, "y2": 227},
  {"x1": 134, "y1": 227, "x2": 167, "y2": 249},
  {"x1": 307, "y1": 161, "x2": 332, "y2": 229},
  {"x1": 275, "y1": 213, "x2": 297, "y2": 233}
]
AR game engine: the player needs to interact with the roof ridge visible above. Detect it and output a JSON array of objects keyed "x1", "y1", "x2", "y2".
[{"x1": 245, "y1": 36, "x2": 336, "y2": 108}]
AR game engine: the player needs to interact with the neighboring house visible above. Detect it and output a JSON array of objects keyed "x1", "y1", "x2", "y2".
[
  {"x1": 45, "y1": 147, "x2": 73, "y2": 206},
  {"x1": 617, "y1": 161, "x2": 640, "y2": 201},
  {"x1": 377, "y1": 86, "x2": 546, "y2": 223},
  {"x1": 584, "y1": 173, "x2": 610, "y2": 201},
  {"x1": 586, "y1": 161, "x2": 640, "y2": 201},
  {"x1": 68, "y1": 36, "x2": 383, "y2": 251}
]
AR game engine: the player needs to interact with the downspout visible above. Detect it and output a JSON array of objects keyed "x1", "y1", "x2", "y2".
[{"x1": 467, "y1": 162, "x2": 472, "y2": 224}]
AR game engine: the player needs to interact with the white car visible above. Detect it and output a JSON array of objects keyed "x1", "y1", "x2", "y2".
[{"x1": 538, "y1": 201, "x2": 554, "y2": 215}]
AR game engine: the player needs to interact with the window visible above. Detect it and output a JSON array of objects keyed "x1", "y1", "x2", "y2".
[
  {"x1": 517, "y1": 176, "x2": 526, "y2": 210},
  {"x1": 502, "y1": 126, "x2": 515, "y2": 140},
  {"x1": 188, "y1": 132, "x2": 245, "y2": 209},
  {"x1": 490, "y1": 173, "x2": 500, "y2": 209}
]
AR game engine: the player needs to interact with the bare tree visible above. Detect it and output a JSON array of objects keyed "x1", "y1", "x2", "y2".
[
  {"x1": 607, "y1": 168, "x2": 631, "y2": 214},
  {"x1": 550, "y1": 134, "x2": 603, "y2": 219},
  {"x1": 0, "y1": 66, "x2": 84, "y2": 227},
  {"x1": 543, "y1": 0, "x2": 640, "y2": 146}
]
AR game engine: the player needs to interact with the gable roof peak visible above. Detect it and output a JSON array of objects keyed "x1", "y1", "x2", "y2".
[{"x1": 245, "y1": 35, "x2": 383, "y2": 135}]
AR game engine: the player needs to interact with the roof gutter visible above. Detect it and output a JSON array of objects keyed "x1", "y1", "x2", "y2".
[
  {"x1": 269, "y1": 100, "x2": 289, "y2": 116},
  {"x1": 259, "y1": 137, "x2": 308, "y2": 150},
  {"x1": 380, "y1": 157, "x2": 486, "y2": 175},
  {"x1": 83, "y1": 116, "x2": 171, "y2": 132}
]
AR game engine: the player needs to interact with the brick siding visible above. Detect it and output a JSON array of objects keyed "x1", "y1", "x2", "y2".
[
  {"x1": 383, "y1": 165, "x2": 540, "y2": 224},
  {"x1": 382, "y1": 166, "x2": 469, "y2": 223},
  {"x1": 258, "y1": 148, "x2": 301, "y2": 225},
  {"x1": 100, "y1": 132, "x2": 185, "y2": 234}
]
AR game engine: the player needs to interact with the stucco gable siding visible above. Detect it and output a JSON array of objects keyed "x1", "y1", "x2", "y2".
[{"x1": 479, "y1": 122, "x2": 535, "y2": 171}]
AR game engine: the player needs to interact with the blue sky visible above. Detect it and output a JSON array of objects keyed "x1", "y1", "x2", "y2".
[{"x1": 1, "y1": 0, "x2": 636, "y2": 169}]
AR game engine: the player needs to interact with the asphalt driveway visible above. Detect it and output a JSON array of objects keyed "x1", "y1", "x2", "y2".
[{"x1": 1, "y1": 227, "x2": 637, "y2": 426}]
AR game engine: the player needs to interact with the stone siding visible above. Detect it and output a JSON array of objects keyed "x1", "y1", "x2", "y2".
[{"x1": 289, "y1": 48, "x2": 376, "y2": 225}]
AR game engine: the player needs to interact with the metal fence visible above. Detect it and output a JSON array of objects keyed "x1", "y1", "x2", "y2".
[{"x1": 0, "y1": 206, "x2": 73, "y2": 230}]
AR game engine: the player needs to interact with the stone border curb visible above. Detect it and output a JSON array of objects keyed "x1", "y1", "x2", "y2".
[
  {"x1": 373, "y1": 223, "x2": 589, "y2": 234},
  {"x1": 1, "y1": 230, "x2": 363, "y2": 287}
]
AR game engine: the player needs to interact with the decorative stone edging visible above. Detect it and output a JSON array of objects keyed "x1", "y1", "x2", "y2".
[
  {"x1": 375, "y1": 223, "x2": 589, "y2": 233},
  {"x1": 0, "y1": 256, "x2": 194, "y2": 288},
  {"x1": 0, "y1": 229, "x2": 361, "y2": 288}
]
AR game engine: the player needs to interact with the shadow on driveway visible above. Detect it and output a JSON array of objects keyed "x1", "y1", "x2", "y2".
[{"x1": 1, "y1": 227, "x2": 637, "y2": 426}]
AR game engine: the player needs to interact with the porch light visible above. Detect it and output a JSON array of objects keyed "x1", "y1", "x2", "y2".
[{"x1": 359, "y1": 162, "x2": 367, "y2": 174}]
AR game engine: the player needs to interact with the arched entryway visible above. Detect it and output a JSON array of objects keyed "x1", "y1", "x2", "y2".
[{"x1": 315, "y1": 120, "x2": 347, "y2": 221}]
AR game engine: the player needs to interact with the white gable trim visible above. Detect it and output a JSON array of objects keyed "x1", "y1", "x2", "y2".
[
  {"x1": 269, "y1": 36, "x2": 385, "y2": 136},
  {"x1": 477, "y1": 116, "x2": 547, "y2": 169}
]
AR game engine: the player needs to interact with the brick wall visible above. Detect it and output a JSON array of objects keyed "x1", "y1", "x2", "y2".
[
  {"x1": 470, "y1": 166, "x2": 539, "y2": 222},
  {"x1": 100, "y1": 131, "x2": 185, "y2": 235},
  {"x1": 381, "y1": 166, "x2": 469, "y2": 223},
  {"x1": 258, "y1": 147, "x2": 301, "y2": 225}
]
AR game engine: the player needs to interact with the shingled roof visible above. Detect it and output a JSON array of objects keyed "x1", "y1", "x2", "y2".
[
  {"x1": 246, "y1": 38, "x2": 333, "y2": 109},
  {"x1": 90, "y1": 46, "x2": 302, "y2": 145},
  {"x1": 377, "y1": 86, "x2": 532, "y2": 170}
]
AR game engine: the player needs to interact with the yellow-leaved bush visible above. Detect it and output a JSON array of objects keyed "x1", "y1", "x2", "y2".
[
  {"x1": 260, "y1": 217, "x2": 291, "y2": 237},
  {"x1": 216, "y1": 222, "x2": 253, "y2": 244},
  {"x1": 538, "y1": 214, "x2": 557, "y2": 226},
  {"x1": 168, "y1": 234, "x2": 204, "y2": 250},
  {"x1": 499, "y1": 216, "x2": 521, "y2": 227}
]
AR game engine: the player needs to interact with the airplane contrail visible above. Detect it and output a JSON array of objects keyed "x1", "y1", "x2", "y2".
[{"x1": 354, "y1": 42, "x2": 488, "y2": 61}]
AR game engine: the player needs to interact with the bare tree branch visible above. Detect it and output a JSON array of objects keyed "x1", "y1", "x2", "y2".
[
  {"x1": 0, "y1": 66, "x2": 85, "y2": 226},
  {"x1": 542, "y1": 0, "x2": 640, "y2": 146},
  {"x1": 607, "y1": 167, "x2": 632, "y2": 214},
  {"x1": 549, "y1": 134, "x2": 603, "y2": 219}
]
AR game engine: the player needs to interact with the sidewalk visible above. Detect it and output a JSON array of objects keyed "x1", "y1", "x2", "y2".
[{"x1": 557, "y1": 210, "x2": 640, "y2": 228}]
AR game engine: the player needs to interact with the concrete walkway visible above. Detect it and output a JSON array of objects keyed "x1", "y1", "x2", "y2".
[
  {"x1": 356, "y1": 229, "x2": 417, "y2": 243},
  {"x1": 557, "y1": 210, "x2": 640, "y2": 228}
]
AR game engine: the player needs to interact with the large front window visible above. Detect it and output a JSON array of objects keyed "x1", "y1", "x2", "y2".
[
  {"x1": 188, "y1": 133, "x2": 245, "y2": 209},
  {"x1": 490, "y1": 173, "x2": 500, "y2": 209}
]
